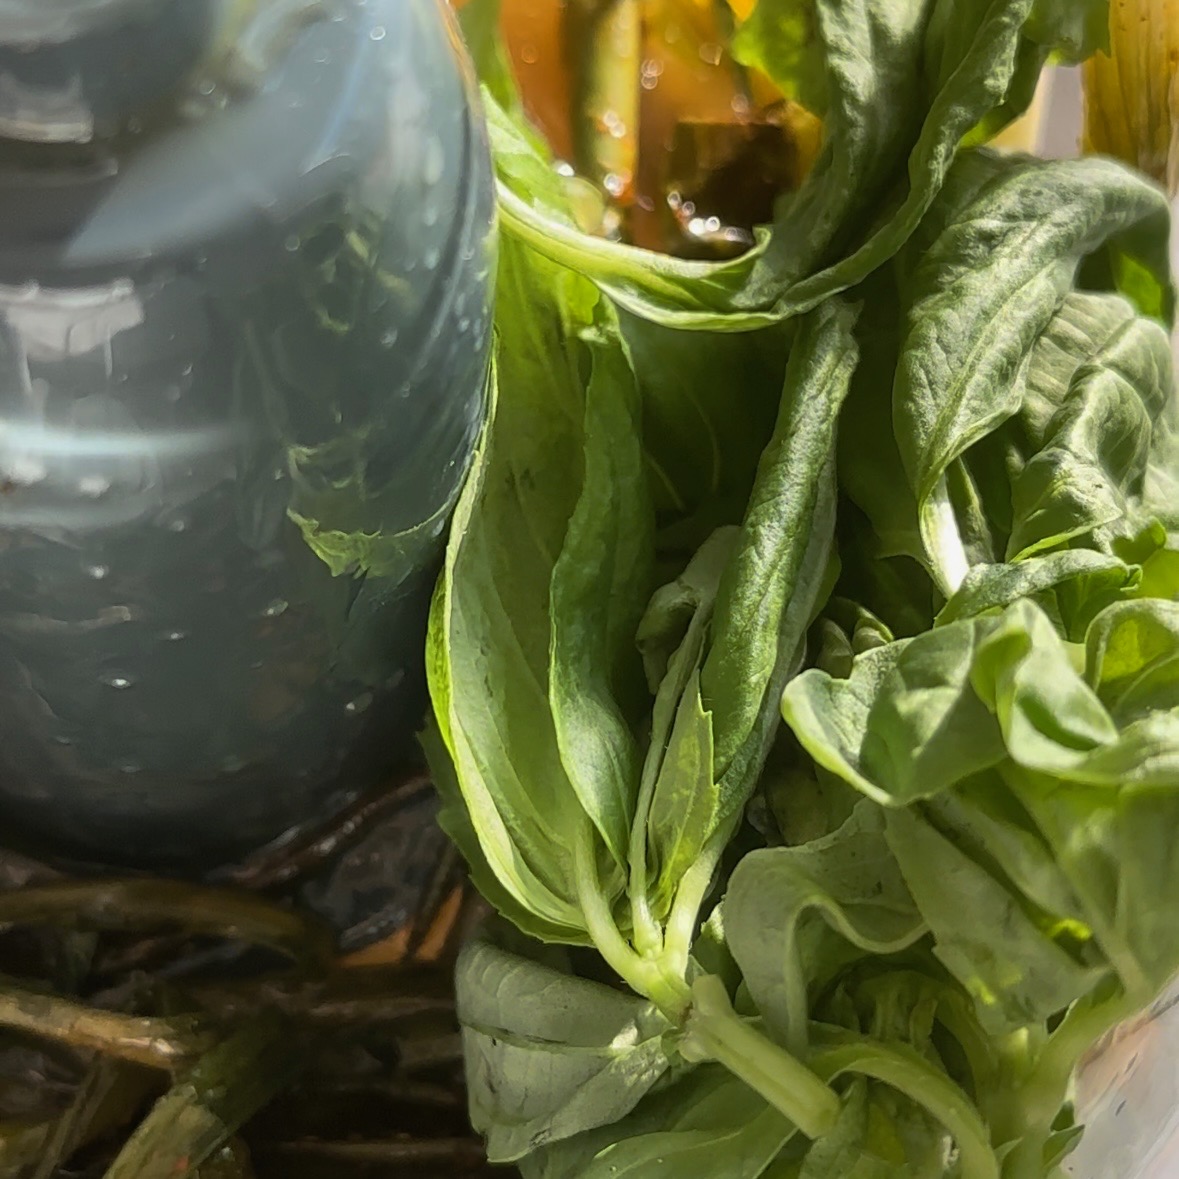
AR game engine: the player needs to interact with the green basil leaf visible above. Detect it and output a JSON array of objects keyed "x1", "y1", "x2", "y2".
[
  {"x1": 782, "y1": 623, "x2": 1006, "y2": 807},
  {"x1": 1008, "y1": 747, "x2": 1179, "y2": 999},
  {"x1": 752, "y1": 0, "x2": 1071, "y2": 318},
  {"x1": 646, "y1": 671, "x2": 719, "y2": 913},
  {"x1": 1007, "y1": 315, "x2": 1173, "y2": 560},
  {"x1": 806, "y1": 1031, "x2": 1001, "y2": 1179},
  {"x1": 730, "y1": 0, "x2": 829, "y2": 116},
  {"x1": 637, "y1": 528, "x2": 739, "y2": 695},
  {"x1": 456, "y1": 930, "x2": 673, "y2": 1162},
  {"x1": 1018, "y1": 293, "x2": 1143, "y2": 449},
  {"x1": 836, "y1": 273, "x2": 924, "y2": 568},
  {"x1": 936, "y1": 551, "x2": 1140, "y2": 640},
  {"x1": 621, "y1": 312, "x2": 786, "y2": 551},
  {"x1": 550, "y1": 322, "x2": 654, "y2": 868},
  {"x1": 523, "y1": 1069, "x2": 797, "y2": 1179},
  {"x1": 778, "y1": 1078, "x2": 950, "y2": 1179},
  {"x1": 892, "y1": 152, "x2": 1171, "y2": 592},
  {"x1": 1084, "y1": 599, "x2": 1179, "y2": 725},
  {"x1": 704, "y1": 299, "x2": 859, "y2": 820},
  {"x1": 724, "y1": 804, "x2": 926, "y2": 1052},
  {"x1": 736, "y1": 0, "x2": 929, "y2": 303},
  {"x1": 969, "y1": 600, "x2": 1122, "y2": 774},
  {"x1": 1145, "y1": 400, "x2": 1179, "y2": 543},
  {"x1": 632, "y1": 529, "x2": 732, "y2": 917},
  {"x1": 920, "y1": 775, "x2": 1094, "y2": 949},
  {"x1": 1022, "y1": 0, "x2": 1109, "y2": 61},
  {"x1": 426, "y1": 238, "x2": 611, "y2": 936},
  {"x1": 883, "y1": 807, "x2": 1106, "y2": 1032},
  {"x1": 424, "y1": 720, "x2": 590, "y2": 944}
]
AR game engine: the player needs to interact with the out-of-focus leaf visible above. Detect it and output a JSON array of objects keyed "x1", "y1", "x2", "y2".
[{"x1": 102, "y1": 1015, "x2": 304, "y2": 1179}]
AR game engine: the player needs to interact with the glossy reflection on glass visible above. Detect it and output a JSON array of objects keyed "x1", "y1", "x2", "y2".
[{"x1": 0, "y1": 0, "x2": 494, "y2": 867}]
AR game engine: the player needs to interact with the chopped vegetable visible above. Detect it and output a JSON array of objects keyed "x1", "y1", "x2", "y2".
[{"x1": 437, "y1": 1, "x2": 1179, "y2": 1176}]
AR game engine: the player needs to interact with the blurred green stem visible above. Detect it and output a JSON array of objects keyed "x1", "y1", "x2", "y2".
[{"x1": 0, "y1": 978, "x2": 213, "y2": 1070}]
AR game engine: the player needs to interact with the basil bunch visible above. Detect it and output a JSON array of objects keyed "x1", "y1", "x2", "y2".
[{"x1": 427, "y1": 2, "x2": 1179, "y2": 1175}]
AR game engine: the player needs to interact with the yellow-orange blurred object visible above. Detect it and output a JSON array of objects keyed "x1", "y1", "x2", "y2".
[
  {"x1": 463, "y1": 0, "x2": 824, "y2": 252},
  {"x1": 1083, "y1": 0, "x2": 1179, "y2": 195},
  {"x1": 631, "y1": 0, "x2": 819, "y2": 249},
  {"x1": 341, "y1": 885, "x2": 468, "y2": 968},
  {"x1": 497, "y1": 0, "x2": 578, "y2": 162}
]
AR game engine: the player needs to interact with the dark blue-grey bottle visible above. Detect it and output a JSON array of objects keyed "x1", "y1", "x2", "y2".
[{"x1": 0, "y1": 0, "x2": 494, "y2": 868}]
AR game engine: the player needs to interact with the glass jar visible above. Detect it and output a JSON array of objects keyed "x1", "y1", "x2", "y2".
[{"x1": 0, "y1": 0, "x2": 495, "y2": 868}]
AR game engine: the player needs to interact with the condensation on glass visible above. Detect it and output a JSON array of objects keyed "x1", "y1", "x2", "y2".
[{"x1": 0, "y1": 0, "x2": 495, "y2": 867}]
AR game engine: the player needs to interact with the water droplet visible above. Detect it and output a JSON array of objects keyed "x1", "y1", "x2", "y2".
[
  {"x1": 119, "y1": 761, "x2": 143, "y2": 774},
  {"x1": 86, "y1": 563, "x2": 110, "y2": 580},
  {"x1": 104, "y1": 674, "x2": 133, "y2": 690},
  {"x1": 380, "y1": 327, "x2": 399, "y2": 348},
  {"x1": 53, "y1": 734, "x2": 72, "y2": 747},
  {"x1": 345, "y1": 691, "x2": 373, "y2": 715},
  {"x1": 164, "y1": 384, "x2": 182, "y2": 402},
  {"x1": 127, "y1": 116, "x2": 143, "y2": 134},
  {"x1": 698, "y1": 41, "x2": 723, "y2": 66},
  {"x1": 602, "y1": 110, "x2": 627, "y2": 139},
  {"x1": 369, "y1": 25, "x2": 386, "y2": 41},
  {"x1": 221, "y1": 755, "x2": 246, "y2": 773},
  {"x1": 164, "y1": 629, "x2": 188, "y2": 642},
  {"x1": 197, "y1": 79, "x2": 216, "y2": 96},
  {"x1": 731, "y1": 93, "x2": 751, "y2": 117},
  {"x1": 313, "y1": 48, "x2": 330, "y2": 64},
  {"x1": 521, "y1": 42, "x2": 539, "y2": 64},
  {"x1": 424, "y1": 136, "x2": 445, "y2": 185},
  {"x1": 423, "y1": 202, "x2": 438, "y2": 227},
  {"x1": 603, "y1": 172, "x2": 626, "y2": 198},
  {"x1": 458, "y1": 317, "x2": 471, "y2": 334},
  {"x1": 78, "y1": 475, "x2": 111, "y2": 497},
  {"x1": 284, "y1": 234, "x2": 300, "y2": 253},
  {"x1": 262, "y1": 598, "x2": 289, "y2": 618},
  {"x1": 424, "y1": 247, "x2": 440, "y2": 271},
  {"x1": 166, "y1": 517, "x2": 188, "y2": 533}
]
